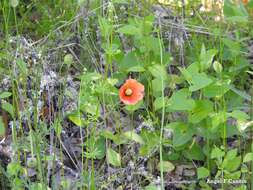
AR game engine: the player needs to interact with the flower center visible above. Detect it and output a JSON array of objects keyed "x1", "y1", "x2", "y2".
[{"x1": 125, "y1": 88, "x2": 133, "y2": 96}]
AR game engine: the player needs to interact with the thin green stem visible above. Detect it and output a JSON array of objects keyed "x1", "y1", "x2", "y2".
[
  {"x1": 157, "y1": 26, "x2": 165, "y2": 190},
  {"x1": 13, "y1": 8, "x2": 18, "y2": 35},
  {"x1": 250, "y1": 84, "x2": 253, "y2": 189}
]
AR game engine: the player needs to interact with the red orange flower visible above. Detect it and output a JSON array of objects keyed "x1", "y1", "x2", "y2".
[
  {"x1": 119, "y1": 79, "x2": 144, "y2": 105},
  {"x1": 242, "y1": 0, "x2": 248, "y2": 5}
]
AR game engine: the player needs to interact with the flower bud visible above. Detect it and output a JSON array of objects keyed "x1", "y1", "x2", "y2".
[{"x1": 213, "y1": 61, "x2": 223, "y2": 73}]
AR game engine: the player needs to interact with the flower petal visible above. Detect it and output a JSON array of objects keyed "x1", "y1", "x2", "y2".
[{"x1": 119, "y1": 79, "x2": 144, "y2": 105}]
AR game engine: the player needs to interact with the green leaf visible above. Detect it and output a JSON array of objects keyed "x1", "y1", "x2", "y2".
[
  {"x1": 249, "y1": 0, "x2": 253, "y2": 8},
  {"x1": 101, "y1": 130, "x2": 116, "y2": 141},
  {"x1": 224, "y1": 156, "x2": 241, "y2": 172},
  {"x1": 223, "y1": 38, "x2": 241, "y2": 57},
  {"x1": 154, "y1": 97, "x2": 168, "y2": 111},
  {"x1": 211, "y1": 112, "x2": 226, "y2": 129},
  {"x1": 225, "y1": 171, "x2": 242, "y2": 181},
  {"x1": 81, "y1": 72, "x2": 102, "y2": 82},
  {"x1": 120, "y1": 52, "x2": 141, "y2": 72},
  {"x1": 166, "y1": 122, "x2": 194, "y2": 147},
  {"x1": 228, "y1": 85, "x2": 251, "y2": 101},
  {"x1": 219, "y1": 125, "x2": 241, "y2": 138},
  {"x1": 148, "y1": 64, "x2": 168, "y2": 80},
  {"x1": 167, "y1": 89, "x2": 195, "y2": 111},
  {"x1": 16, "y1": 59, "x2": 27, "y2": 75},
  {"x1": 142, "y1": 36, "x2": 161, "y2": 56},
  {"x1": 179, "y1": 63, "x2": 199, "y2": 83},
  {"x1": 94, "y1": 136, "x2": 106, "y2": 159},
  {"x1": 102, "y1": 41, "x2": 120, "y2": 55},
  {"x1": 107, "y1": 148, "x2": 121, "y2": 167},
  {"x1": 101, "y1": 130, "x2": 127, "y2": 145},
  {"x1": 117, "y1": 24, "x2": 140, "y2": 35},
  {"x1": 223, "y1": 0, "x2": 248, "y2": 23},
  {"x1": 123, "y1": 131, "x2": 144, "y2": 144},
  {"x1": 197, "y1": 167, "x2": 210, "y2": 179},
  {"x1": 243, "y1": 153, "x2": 252, "y2": 163},
  {"x1": 187, "y1": 62, "x2": 200, "y2": 74},
  {"x1": 228, "y1": 110, "x2": 249, "y2": 121},
  {"x1": 127, "y1": 66, "x2": 145, "y2": 72},
  {"x1": 0, "y1": 92, "x2": 12, "y2": 99},
  {"x1": 211, "y1": 147, "x2": 225, "y2": 159},
  {"x1": 68, "y1": 111, "x2": 82, "y2": 127},
  {"x1": 178, "y1": 67, "x2": 192, "y2": 83},
  {"x1": 125, "y1": 100, "x2": 143, "y2": 112},
  {"x1": 157, "y1": 161, "x2": 175, "y2": 173},
  {"x1": 152, "y1": 78, "x2": 166, "y2": 92},
  {"x1": 2, "y1": 102, "x2": 14, "y2": 118},
  {"x1": 7, "y1": 162, "x2": 23, "y2": 176},
  {"x1": 189, "y1": 100, "x2": 213, "y2": 123},
  {"x1": 183, "y1": 143, "x2": 205, "y2": 161},
  {"x1": 226, "y1": 149, "x2": 237, "y2": 160},
  {"x1": 229, "y1": 58, "x2": 249, "y2": 72},
  {"x1": 139, "y1": 131, "x2": 160, "y2": 156},
  {"x1": 189, "y1": 73, "x2": 212, "y2": 92},
  {"x1": 203, "y1": 81, "x2": 230, "y2": 98},
  {"x1": 0, "y1": 117, "x2": 5, "y2": 137},
  {"x1": 200, "y1": 44, "x2": 217, "y2": 71}
]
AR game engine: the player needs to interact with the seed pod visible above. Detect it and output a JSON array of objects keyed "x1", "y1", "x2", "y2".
[
  {"x1": 10, "y1": 0, "x2": 19, "y2": 8},
  {"x1": 64, "y1": 54, "x2": 73, "y2": 65},
  {"x1": 213, "y1": 61, "x2": 223, "y2": 73}
]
